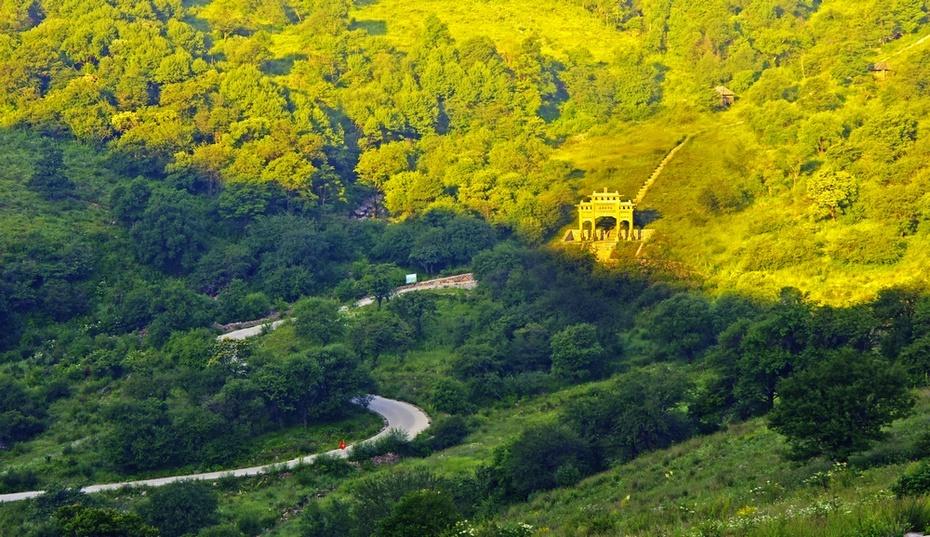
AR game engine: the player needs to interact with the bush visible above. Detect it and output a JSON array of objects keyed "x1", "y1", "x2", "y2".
[
  {"x1": 307, "y1": 453, "x2": 355, "y2": 478},
  {"x1": 912, "y1": 431, "x2": 930, "y2": 460},
  {"x1": 900, "y1": 336, "x2": 930, "y2": 386},
  {"x1": 502, "y1": 371, "x2": 554, "y2": 397},
  {"x1": 443, "y1": 520, "x2": 535, "y2": 537},
  {"x1": 301, "y1": 498, "x2": 355, "y2": 537},
  {"x1": 486, "y1": 423, "x2": 596, "y2": 501},
  {"x1": 0, "y1": 467, "x2": 38, "y2": 493},
  {"x1": 826, "y1": 230, "x2": 907, "y2": 266},
  {"x1": 566, "y1": 368, "x2": 693, "y2": 464},
  {"x1": 893, "y1": 460, "x2": 930, "y2": 498},
  {"x1": 420, "y1": 415, "x2": 470, "y2": 452},
  {"x1": 348, "y1": 429, "x2": 411, "y2": 462},
  {"x1": 554, "y1": 462, "x2": 583, "y2": 487},
  {"x1": 550, "y1": 323, "x2": 607, "y2": 382},
  {"x1": 349, "y1": 310, "x2": 414, "y2": 358},
  {"x1": 293, "y1": 297, "x2": 345, "y2": 345},
  {"x1": 198, "y1": 525, "x2": 245, "y2": 537},
  {"x1": 431, "y1": 379, "x2": 472, "y2": 414},
  {"x1": 56, "y1": 505, "x2": 158, "y2": 537},
  {"x1": 377, "y1": 489, "x2": 460, "y2": 537},
  {"x1": 235, "y1": 508, "x2": 274, "y2": 537},
  {"x1": 136, "y1": 481, "x2": 219, "y2": 537}
]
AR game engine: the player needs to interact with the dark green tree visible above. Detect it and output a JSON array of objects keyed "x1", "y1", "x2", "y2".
[
  {"x1": 377, "y1": 489, "x2": 460, "y2": 537},
  {"x1": 487, "y1": 423, "x2": 595, "y2": 501},
  {"x1": 644, "y1": 294, "x2": 716, "y2": 361},
  {"x1": 566, "y1": 369, "x2": 693, "y2": 463},
  {"x1": 364, "y1": 264, "x2": 402, "y2": 308},
  {"x1": 137, "y1": 481, "x2": 219, "y2": 537},
  {"x1": 387, "y1": 293, "x2": 437, "y2": 338},
  {"x1": 293, "y1": 296, "x2": 345, "y2": 345},
  {"x1": 130, "y1": 190, "x2": 207, "y2": 274},
  {"x1": 768, "y1": 350, "x2": 914, "y2": 461},
  {"x1": 550, "y1": 323, "x2": 606, "y2": 382},
  {"x1": 27, "y1": 143, "x2": 74, "y2": 201},
  {"x1": 348, "y1": 310, "x2": 414, "y2": 358}
]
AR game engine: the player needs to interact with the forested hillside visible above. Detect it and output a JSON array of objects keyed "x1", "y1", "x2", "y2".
[
  {"x1": 3, "y1": 0, "x2": 930, "y2": 536},
  {"x1": 4, "y1": 0, "x2": 930, "y2": 302}
]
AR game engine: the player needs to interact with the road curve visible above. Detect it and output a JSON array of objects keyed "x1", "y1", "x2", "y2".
[
  {"x1": 0, "y1": 275, "x2": 477, "y2": 503},
  {"x1": 0, "y1": 396, "x2": 430, "y2": 504},
  {"x1": 219, "y1": 273, "x2": 476, "y2": 340}
]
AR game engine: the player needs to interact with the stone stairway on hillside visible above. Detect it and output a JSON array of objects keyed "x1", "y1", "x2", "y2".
[{"x1": 634, "y1": 135, "x2": 692, "y2": 204}]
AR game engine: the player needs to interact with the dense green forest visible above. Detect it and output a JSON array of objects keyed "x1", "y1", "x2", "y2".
[{"x1": 3, "y1": 0, "x2": 930, "y2": 535}]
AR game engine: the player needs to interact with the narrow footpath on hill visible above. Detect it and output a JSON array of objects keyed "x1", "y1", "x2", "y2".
[
  {"x1": 633, "y1": 134, "x2": 692, "y2": 205},
  {"x1": 0, "y1": 274, "x2": 478, "y2": 504}
]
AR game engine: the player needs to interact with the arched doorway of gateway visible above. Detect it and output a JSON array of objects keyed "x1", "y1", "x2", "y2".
[
  {"x1": 581, "y1": 220, "x2": 594, "y2": 241},
  {"x1": 594, "y1": 216, "x2": 617, "y2": 241},
  {"x1": 618, "y1": 219, "x2": 632, "y2": 240}
]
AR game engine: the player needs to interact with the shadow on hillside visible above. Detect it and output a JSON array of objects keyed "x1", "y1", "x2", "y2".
[
  {"x1": 635, "y1": 208, "x2": 662, "y2": 228},
  {"x1": 263, "y1": 54, "x2": 309, "y2": 76},
  {"x1": 350, "y1": 19, "x2": 387, "y2": 36}
]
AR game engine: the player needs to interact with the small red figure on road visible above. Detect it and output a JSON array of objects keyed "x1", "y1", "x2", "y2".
[{"x1": 339, "y1": 439, "x2": 347, "y2": 450}]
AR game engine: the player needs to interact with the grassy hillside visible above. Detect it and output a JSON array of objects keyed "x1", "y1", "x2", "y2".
[
  {"x1": 501, "y1": 391, "x2": 930, "y2": 536},
  {"x1": 4, "y1": 0, "x2": 930, "y2": 536},
  {"x1": 349, "y1": 0, "x2": 638, "y2": 61}
]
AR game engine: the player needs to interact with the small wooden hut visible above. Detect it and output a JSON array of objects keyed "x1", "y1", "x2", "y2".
[
  {"x1": 714, "y1": 86, "x2": 737, "y2": 107},
  {"x1": 869, "y1": 61, "x2": 892, "y2": 80}
]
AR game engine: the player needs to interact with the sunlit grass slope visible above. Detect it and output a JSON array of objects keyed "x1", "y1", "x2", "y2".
[
  {"x1": 498, "y1": 389, "x2": 930, "y2": 536},
  {"x1": 350, "y1": 0, "x2": 637, "y2": 61}
]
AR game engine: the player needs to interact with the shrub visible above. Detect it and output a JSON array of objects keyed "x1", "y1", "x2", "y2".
[
  {"x1": 550, "y1": 323, "x2": 606, "y2": 382},
  {"x1": 826, "y1": 231, "x2": 907, "y2": 266},
  {"x1": 377, "y1": 489, "x2": 460, "y2": 537},
  {"x1": 502, "y1": 371, "x2": 554, "y2": 397},
  {"x1": 893, "y1": 460, "x2": 930, "y2": 498},
  {"x1": 566, "y1": 368, "x2": 693, "y2": 464},
  {"x1": 56, "y1": 505, "x2": 158, "y2": 537},
  {"x1": 235, "y1": 507, "x2": 274, "y2": 537},
  {"x1": 912, "y1": 431, "x2": 930, "y2": 460},
  {"x1": 554, "y1": 462, "x2": 583, "y2": 487},
  {"x1": 442, "y1": 520, "x2": 535, "y2": 537},
  {"x1": 486, "y1": 423, "x2": 596, "y2": 501},
  {"x1": 136, "y1": 481, "x2": 219, "y2": 537},
  {"x1": 198, "y1": 525, "x2": 245, "y2": 537},
  {"x1": 301, "y1": 498, "x2": 355, "y2": 537},
  {"x1": 308, "y1": 453, "x2": 355, "y2": 477},
  {"x1": 421, "y1": 415, "x2": 470, "y2": 452},
  {"x1": 431, "y1": 379, "x2": 472, "y2": 414},
  {"x1": 0, "y1": 467, "x2": 38, "y2": 493},
  {"x1": 348, "y1": 310, "x2": 414, "y2": 358},
  {"x1": 293, "y1": 297, "x2": 345, "y2": 345},
  {"x1": 348, "y1": 429, "x2": 411, "y2": 462},
  {"x1": 899, "y1": 336, "x2": 930, "y2": 387}
]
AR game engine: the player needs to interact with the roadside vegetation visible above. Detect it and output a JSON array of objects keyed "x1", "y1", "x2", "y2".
[{"x1": 2, "y1": 0, "x2": 930, "y2": 535}]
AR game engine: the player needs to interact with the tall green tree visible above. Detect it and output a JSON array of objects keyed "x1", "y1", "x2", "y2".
[
  {"x1": 550, "y1": 323, "x2": 606, "y2": 382},
  {"x1": 769, "y1": 350, "x2": 914, "y2": 461},
  {"x1": 293, "y1": 296, "x2": 345, "y2": 345}
]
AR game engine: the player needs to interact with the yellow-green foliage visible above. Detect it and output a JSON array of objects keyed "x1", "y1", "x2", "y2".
[
  {"x1": 5, "y1": 0, "x2": 930, "y2": 303},
  {"x1": 350, "y1": 0, "x2": 638, "y2": 62}
]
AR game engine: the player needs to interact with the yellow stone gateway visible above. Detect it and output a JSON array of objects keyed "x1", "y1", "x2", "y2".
[{"x1": 562, "y1": 188, "x2": 647, "y2": 260}]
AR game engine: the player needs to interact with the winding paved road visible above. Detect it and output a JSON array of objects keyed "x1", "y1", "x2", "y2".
[
  {"x1": 0, "y1": 396, "x2": 429, "y2": 503},
  {"x1": 219, "y1": 273, "x2": 477, "y2": 341},
  {"x1": 0, "y1": 275, "x2": 479, "y2": 503}
]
